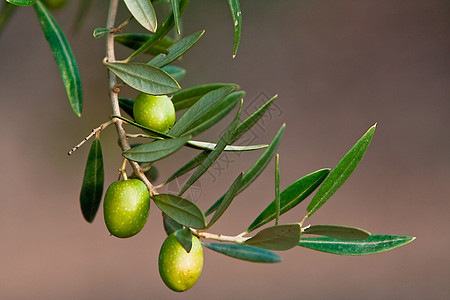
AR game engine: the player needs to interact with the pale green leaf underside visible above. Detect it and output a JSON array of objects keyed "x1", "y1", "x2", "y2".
[
  {"x1": 299, "y1": 235, "x2": 415, "y2": 255},
  {"x1": 204, "y1": 243, "x2": 282, "y2": 263},
  {"x1": 303, "y1": 225, "x2": 371, "y2": 241},
  {"x1": 123, "y1": 0, "x2": 157, "y2": 32}
]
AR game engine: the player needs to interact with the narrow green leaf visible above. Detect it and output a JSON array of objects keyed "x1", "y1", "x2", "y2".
[
  {"x1": 34, "y1": 1, "x2": 83, "y2": 116},
  {"x1": 303, "y1": 225, "x2": 371, "y2": 241},
  {"x1": 113, "y1": 115, "x2": 170, "y2": 138},
  {"x1": 207, "y1": 173, "x2": 243, "y2": 228},
  {"x1": 168, "y1": 86, "x2": 235, "y2": 137},
  {"x1": 174, "y1": 227, "x2": 193, "y2": 253},
  {"x1": 126, "y1": 0, "x2": 190, "y2": 61},
  {"x1": 152, "y1": 194, "x2": 207, "y2": 229},
  {"x1": 118, "y1": 98, "x2": 135, "y2": 118},
  {"x1": 227, "y1": 0, "x2": 242, "y2": 58},
  {"x1": 172, "y1": 83, "x2": 239, "y2": 111},
  {"x1": 6, "y1": 0, "x2": 35, "y2": 6},
  {"x1": 206, "y1": 124, "x2": 285, "y2": 216},
  {"x1": 247, "y1": 168, "x2": 330, "y2": 232},
  {"x1": 187, "y1": 141, "x2": 267, "y2": 152},
  {"x1": 123, "y1": 0, "x2": 157, "y2": 32},
  {"x1": 123, "y1": 135, "x2": 190, "y2": 162},
  {"x1": 163, "y1": 213, "x2": 183, "y2": 235},
  {"x1": 0, "y1": 3, "x2": 17, "y2": 37},
  {"x1": 182, "y1": 91, "x2": 243, "y2": 137},
  {"x1": 299, "y1": 235, "x2": 415, "y2": 255},
  {"x1": 231, "y1": 94, "x2": 277, "y2": 144},
  {"x1": 245, "y1": 223, "x2": 301, "y2": 251},
  {"x1": 93, "y1": 27, "x2": 110, "y2": 38},
  {"x1": 170, "y1": 0, "x2": 180, "y2": 34},
  {"x1": 275, "y1": 154, "x2": 280, "y2": 226},
  {"x1": 203, "y1": 243, "x2": 282, "y2": 263},
  {"x1": 115, "y1": 33, "x2": 173, "y2": 56},
  {"x1": 163, "y1": 151, "x2": 208, "y2": 185},
  {"x1": 306, "y1": 124, "x2": 377, "y2": 218},
  {"x1": 161, "y1": 65, "x2": 186, "y2": 82},
  {"x1": 79, "y1": 138, "x2": 104, "y2": 223},
  {"x1": 104, "y1": 62, "x2": 180, "y2": 95},
  {"x1": 149, "y1": 30, "x2": 204, "y2": 68},
  {"x1": 178, "y1": 101, "x2": 242, "y2": 196}
]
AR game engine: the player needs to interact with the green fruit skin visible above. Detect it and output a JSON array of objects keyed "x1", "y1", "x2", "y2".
[
  {"x1": 159, "y1": 234, "x2": 203, "y2": 292},
  {"x1": 103, "y1": 179, "x2": 150, "y2": 238},
  {"x1": 41, "y1": 0, "x2": 68, "y2": 10},
  {"x1": 133, "y1": 94, "x2": 176, "y2": 133}
]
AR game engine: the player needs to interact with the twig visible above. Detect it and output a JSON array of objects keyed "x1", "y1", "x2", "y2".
[
  {"x1": 106, "y1": 0, "x2": 157, "y2": 196},
  {"x1": 191, "y1": 229, "x2": 250, "y2": 244},
  {"x1": 67, "y1": 119, "x2": 114, "y2": 155}
]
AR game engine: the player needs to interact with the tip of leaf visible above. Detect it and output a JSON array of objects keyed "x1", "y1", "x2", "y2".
[{"x1": 232, "y1": 54, "x2": 236, "y2": 58}]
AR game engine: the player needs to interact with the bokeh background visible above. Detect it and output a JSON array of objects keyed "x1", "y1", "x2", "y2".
[{"x1": 1, "y1": 0, "x2": 449, "y2": 299}]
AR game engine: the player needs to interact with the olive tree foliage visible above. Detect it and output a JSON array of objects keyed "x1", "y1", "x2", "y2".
[{"x1": 2, "y1": 0, "x2": 414, "y2": 292}]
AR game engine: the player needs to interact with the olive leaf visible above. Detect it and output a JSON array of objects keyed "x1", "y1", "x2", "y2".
[
  {"x1": 245, "y1": 223, "x2": 301, "y2": 251},
  {"x1": 152, "y1": 194, "x2": 207, "y2": 229},
  {"x1": 274, "y1": 154, "x2": 280, "y2": 225},
  {"x1": 123, "y1": 0, "x2": 157, "y2": 32},
  {"x1": 203, "y1": 243, "x2": 282, "y2": 263},
  {"x1": 115, "y1": 33, "x2": 173, "y2": 56},
  {"x1": 104, "y1": 62, "x2": 180, "y2": 95},
  {"x1": 227, "y1": 0, "x2": 242, "y2": 58},
  {"x1": 79, "y1": 138, "x2": 104, "y2": 223},
  {"x1": 170, "y1": 0, "x2": 181, "y2": 34},
  {"x1": 299, "y1": 235, "x2": 415, "y2": 255},
  {"x1": 163, "y1": 213, "x2": 183, "y2": 236},
  {"x1": 34, "y1": 0, "x2": 83, "y2": 116},
  {"x1": 174, "y1": 227, "x2": 193, "y2": 253},
  {"x1": 306, "y1": 124, "x2": 376, "y2": 218},
  {"x1": 6, "y1": 0, "x2": 35, "y2": 6},
  {"x1": 302, "y1": 225, "x2": 371, "y2": 241},
  {"x1": 123, "y1": 135, "x2": 191, "y2": 162},
  {"x1": 172, "y1": 83, "x2": 239, "y2": 111},
  {"x1": 161, "y1": 65, "x2": 186, "y2": 82}
]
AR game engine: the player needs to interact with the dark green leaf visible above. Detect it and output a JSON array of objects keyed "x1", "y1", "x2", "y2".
[
  {"x1": 174, "y1": 227, "x2": 193, "y2": 252},
  {"x1": 275, "y1": 154, "x2": 280, "y2": 225},
  {"x1": 231, "y1": 94, "x2": 277, "y2": 144},
  {"x1": 306, "y1": 124, "x2": 377, "y2": 218},
  {"x1": 206, "y1": 124, "x2": 285, "y2": 216},
  {"x1": 34, "y1": 1, "x2": 83, "y2": 116},
  {"x1": 203, "y1": 243, "x2": 282, "y2": 263},
  {"x1": 299, "y1": 235, "x2": 415, "y2": 255},
  {"x1": 245, "y1": 223, "x2": 301, "y2": 251},
  {"x1": 115, "y1": 33, "x2": 173, "y2": 56},
  {"x1": 168, "y1": 86, "x2": 235, "y2": 137},
  {"x1": 152, "y1": 194, "x2": 207, "y2": 229},
  {"x1": 123, "y1": 135, "x2": 190, "y2": 162},
  {"x1": 303, "y1": 225, "x2": 371, "y2": 241},
  {"x1": 247, "y1": 168, "x2": 330, "y2": 232},
  {"x1": 172, "y1": 83, "x2": 239, "y2": 111},
  {"x1": 163, "y1": 213, "x2": 183, "y2": 235},
  {"x1": 93, "y1": 27, "x2": 110, "y2": 38},
  {"x1": 113, "y1": 115, "x2": 170, "y2": 138},
  {"x1": 6, "y1": 0, "x2": 35, "y2": 6},
  {"x1": 170, "y1": 0, "x2": 180, "y2": 34},
  {"x1": 79, "y1": 138, "x2": 104, "y2": 223},
  {"x1": 126, "y1": 0, "x2": 189, "y2": 61},
  {"x1": 162, "y1": 65, "x2": 186, "y2": 81},
  {"x1": 227, "y1": 0, "x2": 242, "y2": 58},
  {"x1": 118, "y1": 98, "x2": 135, "y2": 118},
  {"x1": 207, "y1": 173, "x2": 243, "y2": 228},
  {"x1": 182, "y1": 91, "x2": 243, "y2": 137},
  {"x1": 187, "y1": 141, "x2": 267, "y2": 152},
  {"x1": 104, "y1": 62, "x2": 180, "y2": 95},
  {"x1": 148, "y1": 30, "x2": 204, "y2": 68},
  {"x1": 178, "y1": 101, "x2": 242, "y2": 196},
  {"x1": 123, "y1": 0, "x2": 157, "y2": 32}
]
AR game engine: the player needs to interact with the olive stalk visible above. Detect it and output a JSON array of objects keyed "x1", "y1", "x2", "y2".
[{"x1": 105, "y1": 0, "x2": 157, "y2": 195}]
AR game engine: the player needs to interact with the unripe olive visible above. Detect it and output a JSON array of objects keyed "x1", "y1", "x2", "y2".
[
  {"x1": 133, "y1": 93, "x2": 176, "y2": 133},
  {"x1": 103, "y1": 179, "x2": 150, "y2": 238},
  {"x1": 158, "y1": 233, "x2": 203, "y2": 292},
  {"x1": 41, "y1": 0, "x2": 68, "y2": 10}
]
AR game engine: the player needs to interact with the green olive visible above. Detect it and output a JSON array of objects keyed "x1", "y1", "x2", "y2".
[
  {"x1": 133, "y1": 93, "x2": 176, "y2": 133},
  {"x1": 41, "y1": 0, "x2": 68, "y2": 10},
  {"x1": 103, "y1": 179, "x2": 150, "y2": 238},
  {"x1": 158, "y1": 233, "x2": 203, "y2": 292}
]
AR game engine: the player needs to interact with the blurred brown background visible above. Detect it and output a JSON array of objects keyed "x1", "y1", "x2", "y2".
[{"x1": 1, "y1": 0, "x2": 449, "y2": 299}]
